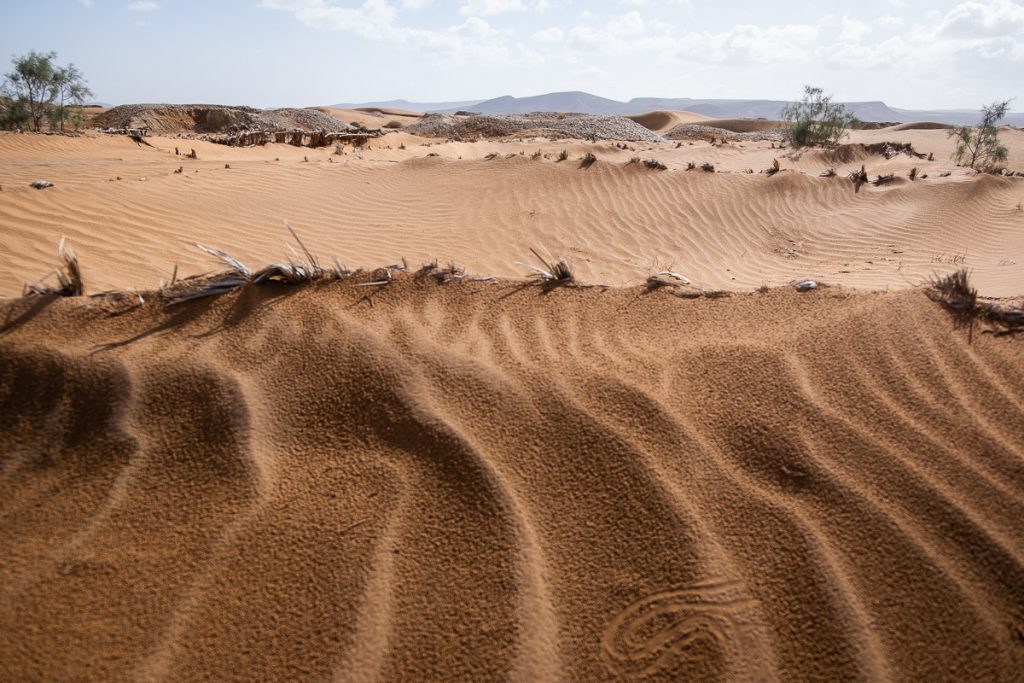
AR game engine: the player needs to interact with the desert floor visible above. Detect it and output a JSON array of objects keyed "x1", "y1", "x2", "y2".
[{"x1": 1, "y1": 122, "x2": 1023, "y2": 681}]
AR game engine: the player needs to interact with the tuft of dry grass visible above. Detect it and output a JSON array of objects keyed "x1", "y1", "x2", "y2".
[
  {"x1": 517, "y1": 247, "x2": 574, "y2": 286},
  {"x1": 643, "y1": 159, "x2": 667, "y2": 171},
  {"x1": 166, "y1": 225, "x2": 350, "y2": 304},
  {"x1": 873, "y1": 174, "x2": 896, "y2": 186},
  {"x1": 24, "y1": 237, "x2": 83, "y2": 297},
  {"x1": 579, "y1": 152, "x2": 597, "y2": 168},
  {"x1": 686, "y1": 161, "x2": 696, "y2": 171},
  {"x1": 484, "y1": 152, "x2": 499, "y2": 160},
  {"x1": 557, "y1": 150, "x2": 569, "y2": 162},
  {"x1": 909, "y1": 167, "x2": 918, "y2": 181}
]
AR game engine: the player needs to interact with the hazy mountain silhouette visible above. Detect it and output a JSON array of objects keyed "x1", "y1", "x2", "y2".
[{"x1": 338, "y1": 91, "x2": 1024, "y2": 126}]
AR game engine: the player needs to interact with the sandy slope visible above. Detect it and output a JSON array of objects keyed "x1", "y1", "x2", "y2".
[
  {"x1": 1, "y1": 279, "x2": 1022, "y2": 681},
  {"x1": 1, "y1": 129, "x2": 1022, "y2": 298},
  {"x1": 318, "y1": 107, "x2": 422, "y2": 130},
  {"x1": 628, "y1": 109, "x2": 710, "y2": 133}
]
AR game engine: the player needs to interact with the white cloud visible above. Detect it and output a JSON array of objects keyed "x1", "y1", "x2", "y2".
[
  {"x1": 532, "y1": 27, "x2": 564, "y2": 42},
  {"x1": 127, "y1": 1, "x2": 159, "y2": 11},
  {"x1": 262, "y1": 0, "x2": 520, "y2": 65},
  {"x1": 934, "y1": 0, "x2": 1024, "y2": 38},
  {"x1": 262, "y1": 0, "x2": 1024, "y2": 98},
  {"x1": 458, "y1": 0, "x2": 525, "y2": 16},
  {"x1": 876, "y1": 15, "x2": 905, "y2": 29},
  {"x1": 78, "y1": 0, "x2": 95, "y2": 7},
  {"x1": 838, "y1": 17, "x2": 873, "y2": 43}
]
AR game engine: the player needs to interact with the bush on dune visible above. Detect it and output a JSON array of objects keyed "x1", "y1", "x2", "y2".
[{"x1": 781, "y1": 85, "x2": 858, "y2": 147}]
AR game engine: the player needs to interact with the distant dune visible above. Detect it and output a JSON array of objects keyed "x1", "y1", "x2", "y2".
[
  {"x1": 628, "y1": 110, "x2": 710, "y2": 133},
  {"x1": 892, "y1": 121, "x2": 955, "y2": 131},
  {"x1": 316, "y1": 106, "x2": 421, "y2": 129}
]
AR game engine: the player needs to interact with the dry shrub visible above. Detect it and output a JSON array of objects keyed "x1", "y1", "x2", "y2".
[
  {"x1": 643, "y1": 159, "x2": 667, "y2": 171},
  {"x1": 580, "y1": 152, "x2": 597, "y2": 168},
  {"x1": 557, "y1": 150, "x2": 568, "y2": 162},
  {"x1": 927, "y1": 269, "x2": 1023, "y2": 338},
  {"x1": 24, "y1": 237, "x2": 83, "y2": 297},
  {"x1": 518, "y1": 247, "x2": 573, "y2": 286},
  {"x1": 849, "y1": 165, "x2": 869, "y2": 193},
  {"x1": 701, "y1": 162, "x2": 715, "y2": 173},
  {"x1": 820, "y1": 167, "x2": 837, "y2": 177}
]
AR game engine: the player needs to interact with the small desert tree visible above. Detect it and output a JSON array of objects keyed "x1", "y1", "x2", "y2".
[
  {"x1": 50, "y1": 63, "x2": 92, "y2": 132},
  {"x1": 781, "y1": 86, "x2": 858, "y2": 147},
  {"x1": 2, "y1": 51, "x2": 92, "y2": 132},
  {"x1": 948, "y1": 100, "x2": 1010, "y2": 169},
  {"x1": 3, "y1": 51, "x2": 58, "y2": 131}
]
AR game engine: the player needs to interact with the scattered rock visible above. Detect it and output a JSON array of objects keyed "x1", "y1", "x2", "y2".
[
  {"x1": 30, "y1": 180, "x2": 53, "y2": 190},
  {"x1": 93, "y1": 104, "x2": 351, "y2": 136},
  {"x1": 406, "y1": 112, "x2": 664, "y2": 142},
  {"x1": 795, "y1": 280, "x2": 818, "y2": 292}
]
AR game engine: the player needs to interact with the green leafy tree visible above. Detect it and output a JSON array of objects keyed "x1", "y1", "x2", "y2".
[
  {"x1": 948, "y1": 100, "x2": 1011, "y2": 169},
  {"x1": 51, "y1": 63, "x2": 92, "y2": 132},
  {"x1": 3, "y1": 50, "x2": 58, "y2": 131},
  {"x1": 780, "y1": 86, "x2": 858, "y2": 147},
  {"x1": 2, "y1": 51, "x2": 92, "y2": 132}
]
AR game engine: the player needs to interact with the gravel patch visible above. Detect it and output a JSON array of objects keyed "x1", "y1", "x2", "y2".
[
  {"x1": 664, "y1": 123, "x2": 786, "y2": 143},
  {"x1": 406, "y1": 113, "x2": 664, "y2": 142},
  {"x1": 93, "y1": 104, "x2": 351, "y2": 135}
]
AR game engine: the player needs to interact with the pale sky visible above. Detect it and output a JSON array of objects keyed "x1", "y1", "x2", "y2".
[{"x1": 1, "y1": 0, "x2": 1022, "y2": 110}]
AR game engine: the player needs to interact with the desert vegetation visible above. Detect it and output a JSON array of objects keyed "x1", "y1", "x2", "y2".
[
  {"x1": 948, "y1": 100, "x2": 1011, "y2": 170},
  {"x1": 1, "y1": 51, "x2": 92, "y2": 131},
  {"x1": 781, "y1": 86, "x2": 858, "y2": 147}
]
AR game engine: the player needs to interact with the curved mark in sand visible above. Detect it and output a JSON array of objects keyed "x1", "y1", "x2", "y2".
[{"x1": 601, "y1": 578, "x2": 772, "y2": 681}]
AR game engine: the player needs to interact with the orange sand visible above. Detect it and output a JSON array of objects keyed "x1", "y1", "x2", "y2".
[{"x1": 1, "y1": 122, "x2": 1024, "y2": 681}]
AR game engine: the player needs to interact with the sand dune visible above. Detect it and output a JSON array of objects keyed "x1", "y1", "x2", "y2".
[
  {"x1": 628, "y1": 110, "x2": 710, "y2": 133},
  {"x1": 1, "y1": 130, "x2": 1022, "y2": 298},
  {"x1": 318, "y1": 107, "x2": 422, "y2": 130},
  {"x1": 1, "y1": 278, "x2": 1022, "y2": 681},
  {"x1": 2, "y1": 122, "x2": 1024, "y2": 680},
  {"x1": 700, "y1": 119, "x2": 785, "y2": 133},
  {"x1": 891, "y1": 121, "x2": 954, "y2": 131}
]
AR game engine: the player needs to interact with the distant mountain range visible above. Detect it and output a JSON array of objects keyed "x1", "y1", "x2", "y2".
[{"x1": 334, "y1": 91, "x2": 1024, "y2": 127}]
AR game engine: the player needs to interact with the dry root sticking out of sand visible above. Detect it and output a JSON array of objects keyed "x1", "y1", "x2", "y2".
[
  {"x1": 645, "y1": 271, "x2": 692, "y2": 290},
  {"x1": 765, "y1": 158, "x2": 781, "y2": 177},
  {"x1": 927, "y1": 269, "x2": 1024, "y2": 339}
]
